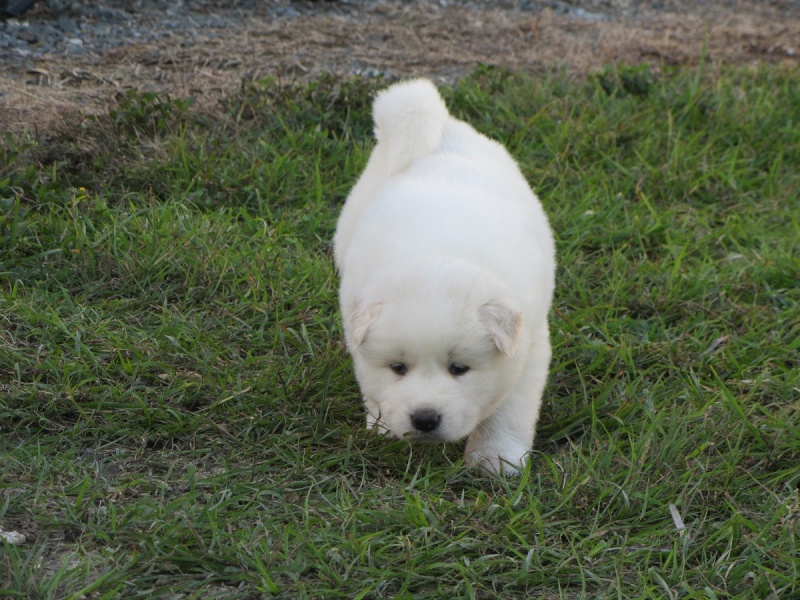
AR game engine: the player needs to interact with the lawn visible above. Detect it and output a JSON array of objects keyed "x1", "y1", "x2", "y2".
[{"x1": 1, "y1": 65, "x2": 798, "y2": 599}]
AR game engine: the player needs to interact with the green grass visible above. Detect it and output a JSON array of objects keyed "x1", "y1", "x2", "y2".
[{"x1": 1, "y1": 64, "x2": 798, "y2": 599}]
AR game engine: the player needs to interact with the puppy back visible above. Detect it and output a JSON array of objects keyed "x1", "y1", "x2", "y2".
[{"x1": 373, "y1": 79, "x2": 449, "y2": 177}]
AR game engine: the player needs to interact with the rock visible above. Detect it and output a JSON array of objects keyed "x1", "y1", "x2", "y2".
[
  {"x1": 0, "y1": 530, "x2": 27, "y2": 545},
  {"x1": 16, "y1": 29, "x2": 38, "y2": 43}
]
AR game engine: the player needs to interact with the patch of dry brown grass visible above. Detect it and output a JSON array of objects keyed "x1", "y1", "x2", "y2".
[{"x1": 1, "y1": 1, "x2": 797, "y2": 138}]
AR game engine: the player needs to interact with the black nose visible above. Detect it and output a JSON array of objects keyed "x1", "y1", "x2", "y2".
[{"x1": 410, "y1": 409, "x2": 441, "y2": 432}]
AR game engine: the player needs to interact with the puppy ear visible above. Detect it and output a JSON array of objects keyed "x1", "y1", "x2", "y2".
[
  {"x1": 479, "y1": 302, "x2": 523, "y2": 357},
  {"x1": 348, "y1": 300, "x2": 383, "y2": 347}
]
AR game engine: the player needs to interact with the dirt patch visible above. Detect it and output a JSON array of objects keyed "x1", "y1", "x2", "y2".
[{"x1": 1, "y1": 0, "x2": 798, "y2": 138}]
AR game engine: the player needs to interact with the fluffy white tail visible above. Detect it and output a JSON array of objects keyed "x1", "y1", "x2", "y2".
[{"x1": 372, "y1": 79, "x2": 450, "y2": 177}]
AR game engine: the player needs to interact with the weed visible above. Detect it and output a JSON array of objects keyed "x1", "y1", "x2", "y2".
[{"x1": 111, "y1": 91, "x2": 196, "y2": 137}]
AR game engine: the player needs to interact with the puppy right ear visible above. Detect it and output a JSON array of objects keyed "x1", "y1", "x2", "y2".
[
  {"x1": 479, "y1": 301, "x2": 523, "y2": 357},
  {"x1": 348, "y1": 300, "x2": 383, "y2": 347}
]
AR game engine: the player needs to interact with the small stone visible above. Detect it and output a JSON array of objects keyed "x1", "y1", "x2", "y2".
[
  {"x1": 57, "y1": 16, "x2": 79, "y2": 34},
  {"x1": 16, "y1": 29, "x2": 38, "y2": 44},
  {"x1": 0, "y1": 530, "x2": 26, "y2": 545}
]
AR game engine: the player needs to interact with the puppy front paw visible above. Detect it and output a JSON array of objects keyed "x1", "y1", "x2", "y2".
[
  {"x1": 365, "y1": 399, "x2": 382, "y2": 430},
  {"x1": 464, "y1": 447, "x2": 528, "y2": 476}
]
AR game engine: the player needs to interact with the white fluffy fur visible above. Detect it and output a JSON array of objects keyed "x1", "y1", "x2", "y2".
[{"x1": 334, "y1": 79, "x2": 556, "y2": 475}]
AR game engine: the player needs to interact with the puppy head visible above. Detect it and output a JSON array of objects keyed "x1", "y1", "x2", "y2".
[{"x1": 346, "y1": 262, "x2": 525, "y2": 442}]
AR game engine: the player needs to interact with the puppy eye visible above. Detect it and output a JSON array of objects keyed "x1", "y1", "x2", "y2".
[
  {"x1": 448, "y1": 363, "x2": 470, "y2": 377},
  {"x1": 389, "y1": 363, "x2": 408, "y2": 376}
]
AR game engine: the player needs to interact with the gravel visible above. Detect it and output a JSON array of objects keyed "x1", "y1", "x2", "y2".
[
  {"x1": 1, "y1": 1, "x2": 310, "y2": 62},
  {"x1": 0, "y1": 0, "x2": 657, "y2": 66},
  {"x1": 4, "y1": 0, "x2": 799, "y2": 67}
]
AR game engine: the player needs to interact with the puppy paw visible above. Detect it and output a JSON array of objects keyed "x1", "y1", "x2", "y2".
[
  {"x1": 365, "y1": 400, "x2": 383, "y2": 430},
  {"x1": 465, "y1": 448, "x2": 528, "y2": 476},
  {"x1": 366, "y1": 412, "x2": 378, "y2": 430},
  {"x1": 365, "y1": 409, "x2": 393, "y2": 436}
]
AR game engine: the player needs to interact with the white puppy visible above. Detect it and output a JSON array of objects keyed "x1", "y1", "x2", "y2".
[{"x1": 334, "y1": 79, "x2": 556, "y2": 474}]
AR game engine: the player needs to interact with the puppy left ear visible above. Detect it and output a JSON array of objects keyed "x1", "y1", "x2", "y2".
[
  {"x1": 479, "y1": 302, "x2": 523, "y2": 357},
  {"x1": 348, "y1": 300, "x2": 384, "y2": 347}
]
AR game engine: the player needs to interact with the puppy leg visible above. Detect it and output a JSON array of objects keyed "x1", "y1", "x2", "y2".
[
  {"x1": 465, "y1": 328, "x2": 551, "y2": 475},
  {"x1": 365, "y1": 397, "x2": 383, "y2": 431}
]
